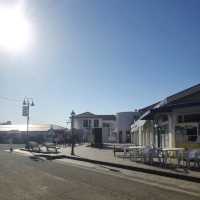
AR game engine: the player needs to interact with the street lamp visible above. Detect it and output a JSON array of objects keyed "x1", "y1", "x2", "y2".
[
  {"x1": 22, "y1": 97, "x2": 35, "y2": 149},
  {"x1": 71, "y1": 110, "x2": 75, "y2": 155}
]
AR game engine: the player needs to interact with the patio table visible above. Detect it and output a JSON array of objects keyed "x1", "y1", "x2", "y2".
[
  {"x1": 161, "y1": 147, "x2": 185, "y2": 166},
  {"x1": 127, "y1": 146, "x2": 145, "y2": 161}
]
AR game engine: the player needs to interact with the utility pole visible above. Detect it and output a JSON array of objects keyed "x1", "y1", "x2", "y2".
[
  {"x1": 71, "y1": 110, "x2": 75, "y2": 155},
  {"x1": 22, "y1": 97, "x2": 35, "y2": 149}
]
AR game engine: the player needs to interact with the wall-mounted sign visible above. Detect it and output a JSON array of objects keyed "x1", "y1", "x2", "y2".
[{"x1": 22, "y1": 105, "x2": 29, "y2": 117}]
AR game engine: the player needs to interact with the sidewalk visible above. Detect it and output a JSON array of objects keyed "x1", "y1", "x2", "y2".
[{"x1": 15, "y1": 144, "x2": 200, "y2": 183}]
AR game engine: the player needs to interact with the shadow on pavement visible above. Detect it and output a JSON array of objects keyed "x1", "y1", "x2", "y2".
[{"x1": 29, "y1": 155, "x2": 45, "y2": 162}]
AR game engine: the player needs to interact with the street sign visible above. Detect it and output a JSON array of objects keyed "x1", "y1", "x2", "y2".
[{"x1": 22, "y1": 105, "x2": 29, "y2": 116}]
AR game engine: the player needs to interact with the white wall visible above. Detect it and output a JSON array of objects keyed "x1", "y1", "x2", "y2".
[
  {"x1": 73, "y1": 117, "x2": 116, "y2": 143},
  {"x1": 116, "y1": 112, "x2": 139, "y2": 143}
]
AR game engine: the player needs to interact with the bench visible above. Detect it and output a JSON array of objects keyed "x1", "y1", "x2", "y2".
[
  {"x1": 113, "y1": 145, "x2": 125, "y2": 157},
  {"x1": 42, "y1": 143, "x2": 60, "y2": 153},
  {"x1": 27, "y1": 141, "x2": 41, "y2": 152}
]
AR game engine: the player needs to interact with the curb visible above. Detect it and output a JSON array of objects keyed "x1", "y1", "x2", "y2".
[{"x1": 37, "y1": 153, "x2": 200, "y2": 183}]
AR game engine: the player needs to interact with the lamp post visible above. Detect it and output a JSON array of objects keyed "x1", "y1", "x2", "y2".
[
  {"x1": 22, "y1": 97, "x2": 35, "y2": 149},
  {"x1": 71, "y1": 110, "x2": 75, "y2": 155},
  {"x1": 154, "y1": 121, "x2": 161, "y2": 148}
]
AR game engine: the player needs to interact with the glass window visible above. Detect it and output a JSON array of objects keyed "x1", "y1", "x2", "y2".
[
  {"x1": 103, "y1": 123, "x2": 110, "y2": 128},
  {"x1": 184, "y1": 114, "x2": 200, "y2": 123},
  {"x1": 83, "y1": 120, "x2": 88, "y2": 128},
  {"x1": 83, "y1": 120, "x2": 91, "y2": 128},
  {"x1": 177, "y1": 115, "x2": 183, "y2": 123},
  {"x1": 94, "y1": 120, "x2": 99, "y2": 128},
  {"x1": 186, "y1": 127, "x2": 198, "y2": 142}
]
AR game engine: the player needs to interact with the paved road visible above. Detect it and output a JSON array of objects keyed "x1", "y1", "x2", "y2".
[{"x1": 0, "y1": 144, "x2": 200, "y2": 200}]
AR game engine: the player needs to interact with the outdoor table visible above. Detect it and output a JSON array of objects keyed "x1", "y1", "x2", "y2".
[
  {"x1": 127, "y1": 146, "x2": 145, "y2": 161},
  {"x1": 161, "y1": 148, "x2": 185, "y2": 166},
  {"x1": 125, "y1": 145, "x2": 145, "y2": 153}
]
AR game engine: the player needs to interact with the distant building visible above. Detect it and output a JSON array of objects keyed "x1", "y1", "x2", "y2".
[
  {"x1": 73, "y1": 112, "x2": 116, "y2": 144},
  {"x1": 0, "y1": 124, "x2": 65, "y2": 144},
  {"x1": 73, "y1": 111, "x2": 140, "y2": 144},
  {"x1": 116, "y1": 112, "x2": 140, "y2": 143},
  {"x1": 0, "y1": 121, "x2": 12, "y2": 125}
]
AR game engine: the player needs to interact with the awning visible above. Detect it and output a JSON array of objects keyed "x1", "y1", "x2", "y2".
[
  {"x1": 140, "y1": 102, "x2": 200, "y2": 120},
  {"x1": 131, "y1": 120, "x2": 146, "y2": 132},
  {"x1": 139, "y1": 110, "x2": 153, "y2": 120}
]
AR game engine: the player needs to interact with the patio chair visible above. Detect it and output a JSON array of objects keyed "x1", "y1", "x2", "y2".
[
  {"x1": 177, "y1": 150, "x2": 186, "y2": 167},
  {"x1": 143, "y1": 145, "x2": 154, "y2": 164},
  {"x1": 140, "y1": 145, "x2": 166, "y2": 166},
  {"x1": 182, "y1": 149, "x2": 200, "y2": 168},
  {"x1": 130, "y1": 148, "x2": 143, "y2": 161},
  {"x1": 151, "y1": 148, "x2": 166, "y2": 166},
  {"x1": 113, "y1": 145, "x2": 128, "y2": 159}
]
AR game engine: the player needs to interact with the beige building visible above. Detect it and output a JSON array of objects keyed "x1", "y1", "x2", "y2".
[{"x1": 131, "y1": 84, "x2": 200, "y2": 148}]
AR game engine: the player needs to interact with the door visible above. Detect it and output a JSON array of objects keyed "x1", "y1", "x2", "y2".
[{"x1": 92, "y1": 128, "x2": 102, "y2": 147}]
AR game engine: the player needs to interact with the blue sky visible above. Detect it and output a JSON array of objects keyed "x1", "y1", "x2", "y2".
[{"x1": 1, "y1": 0, "x2": 200, "y2": 126}]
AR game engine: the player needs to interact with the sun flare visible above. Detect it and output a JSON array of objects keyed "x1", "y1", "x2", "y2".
[{"x1": 0, "y1": 3, "x2": 32, "y2": 52}]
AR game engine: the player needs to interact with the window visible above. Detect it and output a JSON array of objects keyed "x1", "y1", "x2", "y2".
[
  {"x1": 186, "y1": 127, "x2": 198, "y2": 142},
  {"x1": 177, "y1": 115, "x2": 183, "y2": 123},
  {"x1": 103, "y1": 123, "x2": 110, "y2": 128},
  {"x1": 184, "y1": 114, "x2": 200, "y2": 123},
  {"x1": 83, "y1": 120, "x2": 91, "y2": 128},
  {"x1": 83, "y1": 120, "x2": 88, "y2": 128},
  {"x1": 94, "y1": 120, "x2": 99, "y2": 128}
]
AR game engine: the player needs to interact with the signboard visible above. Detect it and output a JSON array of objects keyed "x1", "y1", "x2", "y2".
[{"x1": 22, "y1": 105, "x2": 29, "y2": 117}]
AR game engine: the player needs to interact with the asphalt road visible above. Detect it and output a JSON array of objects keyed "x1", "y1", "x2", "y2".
[{"x1": 0, "y1": 144, "x2": 200, "y2": 200}]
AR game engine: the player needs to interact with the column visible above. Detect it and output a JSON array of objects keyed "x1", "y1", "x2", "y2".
[
  {"x1": 168, "y1": 113, "x2": 176, "y2": 148},
  {"x1": 138, "y1": 127, "x2": 142, "y2": 146}
]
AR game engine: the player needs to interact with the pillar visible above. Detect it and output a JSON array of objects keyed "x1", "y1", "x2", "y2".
[{"x1": 168, "y1": 113, "x2": 176, "y2": 148}]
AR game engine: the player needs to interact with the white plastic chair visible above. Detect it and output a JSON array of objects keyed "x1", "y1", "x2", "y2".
[
  {"x1": 184, "y1": 149, "x2": 200, "y2": 168},
  {"x1": 143, "y1": 145, "x2": 153, "y2": 163}
]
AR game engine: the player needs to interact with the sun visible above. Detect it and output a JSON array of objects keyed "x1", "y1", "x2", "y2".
[{"x1": 0, "y1": 3, "x2": 32, "y2": 52}]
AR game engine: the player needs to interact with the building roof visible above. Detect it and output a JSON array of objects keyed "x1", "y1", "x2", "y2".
[
  {"x1": 74, "y1": 112, "x2": 116, "y2": 121},
  {"x1": 96, "y1": 115, "x2": 116, "y2": 120},
  {"x1": 140, "y1": 83, "x2": 200, "y2": 120},
  {"x1": 166, "y1": 83, "x2": 200, "y2": 104},
  {"x1": 0, "y1": 124, "x2": 65, "y2": 132},
  {"x1": 139, "y1": 102, "x2": 161, "y2": 113},
  {"x1": 75, "y1": 112, "x2": 96, "y2": 118}
]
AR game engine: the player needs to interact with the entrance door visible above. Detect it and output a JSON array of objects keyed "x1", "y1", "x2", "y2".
[{"x1": 92, "y1": 128, "x2": 102, "y2": 148}]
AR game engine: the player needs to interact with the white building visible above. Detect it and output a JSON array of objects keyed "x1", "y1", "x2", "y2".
[
  {"x1": 73, "y1": 111, "x2": 139, "y2": 144},
  {"x1": 73, "y1": 112, "x2": 116, "y2": 143},
  {"x1": 131, "y1": 84, "x2": 200, "y2": 148},
  {"x1": 116, "y1": 112, "x2": 140, "y2": 143}
]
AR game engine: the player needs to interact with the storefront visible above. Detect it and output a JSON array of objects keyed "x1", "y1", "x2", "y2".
[{"x1": 131, "y1": 84, "x2": 200, "y2": 148}]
